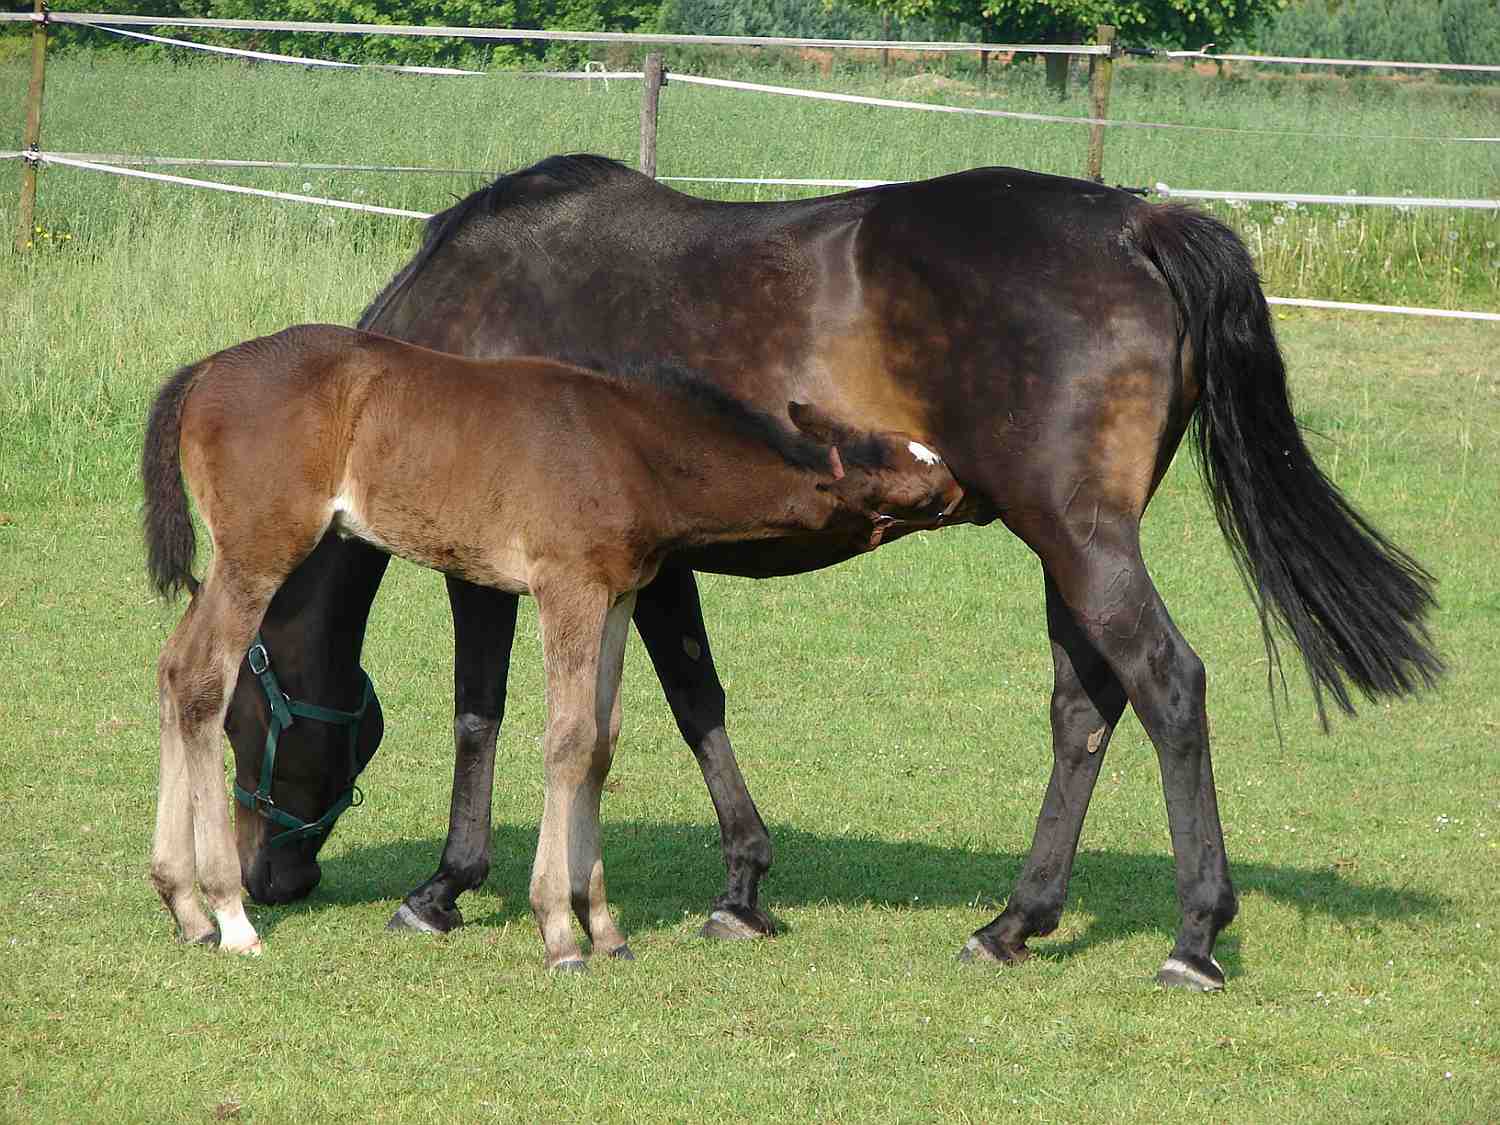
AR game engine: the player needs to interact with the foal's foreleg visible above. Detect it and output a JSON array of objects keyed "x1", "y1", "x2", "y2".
[
  {"x1": 632, "y1": 565, "x2": 776, "y2": 939},
  {"x1": 964, "y1": 574, "x2": 1128, "y2": 965},
  {"x1": 389, "y1": 577, "x2": 520, "y2": 935},
  {"x1": 529, "y1": 584, "x2": 635, "y2": 970}
]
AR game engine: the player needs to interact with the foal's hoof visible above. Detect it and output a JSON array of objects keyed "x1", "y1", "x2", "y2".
[
  {"x1": 701, "y1": 905, "x2": 779, "y2": 941},
  {"x1": 957, "y1": 934, "x2": 1028, "y2": 966},
  {"x1": 1156, "y1": 955, "x2": 1226, "y2": 992},
  {"x1": 386, "y1": 902, "x2": 457, "y2": 935},
  {"x1": 609, "y1": 944, "x2": 636, "y2": 962},
  {"x1": 551, "y1": 958, "x2": 589, "y2": 974}
]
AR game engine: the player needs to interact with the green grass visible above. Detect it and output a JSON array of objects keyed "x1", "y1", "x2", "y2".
[
  {"x1": 2, "y1": 51, "x2": 1499, "y2": 1124},
  {"x1": 1, "y1": 305, "x2": 1496, "y2": 1122}
]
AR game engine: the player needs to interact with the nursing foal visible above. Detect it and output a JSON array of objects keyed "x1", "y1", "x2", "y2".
[{"x1": 141, "y1": 323, "x2": 963, "y2": 968}]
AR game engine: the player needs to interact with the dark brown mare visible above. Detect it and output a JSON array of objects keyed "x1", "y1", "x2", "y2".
[
  {"x1": 141, "y1": 323, "x2": 964, "y2": 965},
  {"x1": 200, "y1": 156, "x2": 1439, "y2": 989}
]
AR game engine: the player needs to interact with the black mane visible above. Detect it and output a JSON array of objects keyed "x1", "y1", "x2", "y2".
[
  {"x1": 357, "y1": 154, "x2": 638, "y2": 331},
  {"x1": 561, "y1": 355, "x2": 891, "y2": 476}
]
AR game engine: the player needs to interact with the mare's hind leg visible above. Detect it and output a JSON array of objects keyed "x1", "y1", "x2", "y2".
[
  {"x1": 962, "y1": 574, "x2": 1128, "y2": 966},
  {"x1": 529, "y1": 581, "x2": 635, "y2": 970},
  {"x1": 389, "y1": 577, "x2": 520, "y2": 934},
  {"x1": 1012, "y1": 512, "x2": 1237, "y2": 989},
  {"x1": 156, "y1": 572, "x2": 279, "y2": 954},
  {"x1": 632, "y1": 565, "x2": 777, "y2": 940}
]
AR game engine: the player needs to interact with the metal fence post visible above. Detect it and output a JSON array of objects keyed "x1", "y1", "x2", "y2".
[
  {"x1": 639, "y1": 52, "x2": 664, "y2": 179},
  {"x1": 1085, "y1": 25, "x2": 1116, "y2": 183},
  {"x1": 16, "y1": 0, "x2": 49, "y2": 253}
]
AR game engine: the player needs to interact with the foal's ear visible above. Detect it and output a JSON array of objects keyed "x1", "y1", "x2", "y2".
[
  {"x1": 788, "y1": 401, "x2": 849, "y2": 479},
  {"x1": 788, "y1": 401, "x2": 854, "y2": 444}
]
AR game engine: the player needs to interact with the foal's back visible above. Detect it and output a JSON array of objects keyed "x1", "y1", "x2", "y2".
[{"x1": 181, "y1": 325, "x2": 790, "y2": 595}]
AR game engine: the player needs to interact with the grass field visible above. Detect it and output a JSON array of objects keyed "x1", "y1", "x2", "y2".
[{"x1": 2, "y1": 48, "x2": 1499, "y2": 1125}]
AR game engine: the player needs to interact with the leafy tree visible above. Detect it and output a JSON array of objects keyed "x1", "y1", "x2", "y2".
[{"x1": 845, "y1": 1, "x2": 1289, "y2": 49}]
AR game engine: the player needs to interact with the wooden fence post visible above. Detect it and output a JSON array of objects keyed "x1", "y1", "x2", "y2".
[
  {"x1": 1085, "y1": 25, "x2": 1116, "y2": 183},
  {"x1": 639, "y1": 52, "x2": 664, "y2": 179},
  {"x1": 15, "y1": 0, "x2": 49, "y2": 254}
]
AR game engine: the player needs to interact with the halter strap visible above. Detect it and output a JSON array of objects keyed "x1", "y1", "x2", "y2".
[{"x1": 232, "y1": 633, "x2": 376, "y2": 848}]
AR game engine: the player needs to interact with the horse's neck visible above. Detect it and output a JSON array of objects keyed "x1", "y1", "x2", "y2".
[{"x1": 643, "y1": 408, "x2": 837, "y2": 543}]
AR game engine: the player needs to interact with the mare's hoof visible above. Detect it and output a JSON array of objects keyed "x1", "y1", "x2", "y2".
[
  {"x1": 609, "y1": 944, "x2": 636, "y2": 962},
  {"x1": 701, "y1": 905, "x2": 779, "y2": 941},
  {"x1": 1156, "y1": 955, "x2": 1226, "y2": 992},
  {"x1": 552, "y1": 958, "x2": 589, "y2": 974},
  {"x1": 185, "y1": 928, "x2": 220, "y2": 947},
  {"x1": 386, "y1": 902, "x2": 458, "y2": 935},
  {"x1": 956, "y1": 934, "x2": 1028, "y2": 966}
]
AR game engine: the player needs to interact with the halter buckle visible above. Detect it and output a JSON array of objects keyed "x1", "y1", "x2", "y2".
[{"x1": 247, "y1": 642, "x2": 271, "y2": 675}]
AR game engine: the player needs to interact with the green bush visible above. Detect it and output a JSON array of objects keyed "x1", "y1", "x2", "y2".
[{"x1": 1257, "y1": 0, "x2": 1500, "y2": 78}]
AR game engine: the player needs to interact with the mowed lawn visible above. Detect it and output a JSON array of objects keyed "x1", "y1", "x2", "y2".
[{"x1": 2, "y1": 53, "x2": 1498, "y2": 1125}]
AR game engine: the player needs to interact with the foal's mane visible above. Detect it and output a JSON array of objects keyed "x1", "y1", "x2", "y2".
[
  {"x1": 357, "y1": 155, "x2": 637, "y2": 332},
  {"x1": 563, "y1": 356, "x2": 893, "y2": 476}
]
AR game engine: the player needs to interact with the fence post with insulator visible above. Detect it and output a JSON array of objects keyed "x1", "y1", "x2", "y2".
[
  {"x1": 640, "y1": 51, "x2": 665, "y2": 179},
  {"x1": 16, "y1": 0, "x2": 49, "y2": 253},
  {"x1": 1086, "y1": 24, "x2": 1116, "y2": 184}
]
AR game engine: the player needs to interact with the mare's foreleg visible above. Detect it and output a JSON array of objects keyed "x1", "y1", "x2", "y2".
[
  {"x1": 633, "y1": 565, "x2": 777, "y2": 939},
  {"x1": 530, "y1": 582, "x2": 636, "y2": 970},
  {"x1": 389, "y1": 577, "x2": 520, "y2": 934},
  {"x1": 963, "y1": 574, "x2": 1128, "y2": 966}
]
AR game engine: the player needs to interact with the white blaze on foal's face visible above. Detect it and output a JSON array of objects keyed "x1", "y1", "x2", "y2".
[{"x1": 908, "y1": 440, "x2": 942, "y2": 465}]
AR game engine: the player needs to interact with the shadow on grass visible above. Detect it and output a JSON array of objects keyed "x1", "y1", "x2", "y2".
[{"x1": 251, "y1": 820, "x2": 1447, "y2": 965}]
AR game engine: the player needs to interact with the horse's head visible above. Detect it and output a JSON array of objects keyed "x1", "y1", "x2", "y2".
[
  {"x1": 227, "y1": 642, "x2": 384, "y2": 905},
  {"x1": 788, "y1": 401, "x2": 964, "y2": 546}
]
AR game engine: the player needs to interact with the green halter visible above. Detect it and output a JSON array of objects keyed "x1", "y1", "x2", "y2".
[{"x1": 232, "y1": 634, "x2": 376, "y2": 848}]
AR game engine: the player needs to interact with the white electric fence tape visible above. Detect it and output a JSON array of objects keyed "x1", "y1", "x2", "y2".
[
  {"x1": 0, "y1": 11, "x2": 1106, "y2": 55},
  {"x1": 87, "y1": 24, "x2": 484, "y2": 74},
  {"x1": 665, "y1": 72, "x2": 1499, "y2": 142},
  {"x1": 36, "y1": 154, "x2": 434, "y2": 219},
  {"x1": 1166, "y1": 49, "x2": 1500, "y2": 75},
  {"x1": 9, "y1": 10, "x2": 1496, "y2": 74}
]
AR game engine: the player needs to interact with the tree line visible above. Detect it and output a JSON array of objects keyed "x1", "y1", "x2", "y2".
[{"x1": 7, "y1": 0, "x2": 1497, "y2": 72}]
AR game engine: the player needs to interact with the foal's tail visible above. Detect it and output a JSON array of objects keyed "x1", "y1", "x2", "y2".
[
  {"x1": 1131, "y1": 203, "x2": 1443, "y2": 727},
  {"x1": 141, "y1": 363, "x2": 201, "y2": 600}
]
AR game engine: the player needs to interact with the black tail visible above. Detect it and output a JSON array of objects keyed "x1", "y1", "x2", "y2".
[
  {"x1": 1133, "y1": 203, "x2": 1442, "y2": 727},
  {"x1": 141, "y1": 363, "x2": 201, "y2": 600}
]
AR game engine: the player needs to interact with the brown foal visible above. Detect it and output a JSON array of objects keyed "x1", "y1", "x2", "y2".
[{"x1": 142, "y1": 323, "x2": 963, "y2": 967}]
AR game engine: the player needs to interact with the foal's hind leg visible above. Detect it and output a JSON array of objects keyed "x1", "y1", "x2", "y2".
[
  {"x1": 962, "y1": 574, "x2": 1128, "y2": 966},
  {"x1": 529, "y1": 581, "x2": 636, "y2": 970},
  {"x1": 632, "y1": 565, "x2": 777, "y2": 940},
  {"x1": 152, "y1": 594, "x2": 217, "y2": 946},
  {"x1": 156, "y1": 573, "x2": 278, "y2": 954},
  {"x1": 1011, "y1": 513, "x2": 1237, "y2": 989}
]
